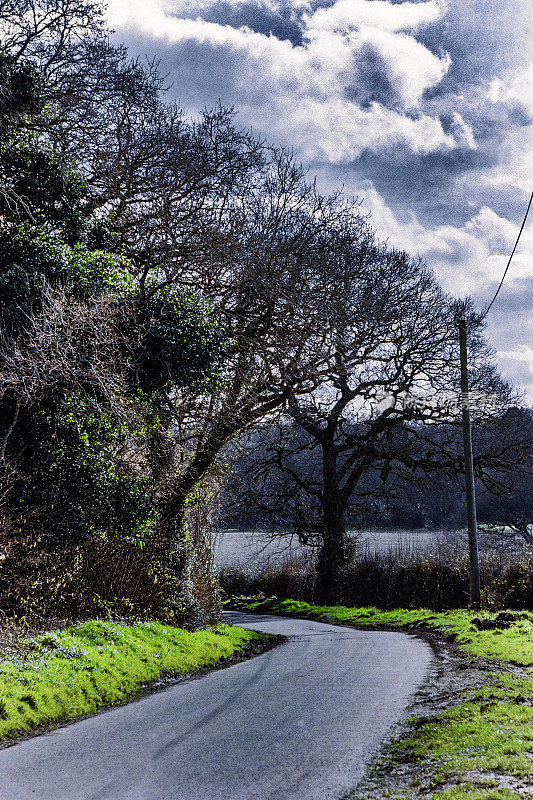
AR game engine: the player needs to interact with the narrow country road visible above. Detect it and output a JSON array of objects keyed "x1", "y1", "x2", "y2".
[{"x1": 0, "y1": 612, "x2": 432, "y2": 800}]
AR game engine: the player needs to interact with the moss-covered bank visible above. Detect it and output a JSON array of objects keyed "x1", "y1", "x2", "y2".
[{"x1": 0, "y1": 620, "x2": 263, "y2": 742}]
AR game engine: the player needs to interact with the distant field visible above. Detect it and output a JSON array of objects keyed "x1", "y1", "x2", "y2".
[{"x1": 214, "y1": 528, "x2": 463, "y2": 571}]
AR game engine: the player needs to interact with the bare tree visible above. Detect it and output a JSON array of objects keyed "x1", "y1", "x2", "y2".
[
  {"x1": 142, "y1": 153, "x2": 376, "y2": 545},
  {"x1": 219, "y1": 249, "x2": 520, "y2": 601},
  {"x1": 476, "y1": 407, "x2": 533, "y2": 546},
  {"x1": 2, "y1": 1, "x2": 374, "y2": 555}
]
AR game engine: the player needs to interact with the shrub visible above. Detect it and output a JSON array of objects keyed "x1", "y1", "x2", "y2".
[
  {"x1": 220, "y1": 549, "x2": 533, "y2": 610},
  {"x1": 0, "y1": 527, "x2": 194, "y2": 625}
]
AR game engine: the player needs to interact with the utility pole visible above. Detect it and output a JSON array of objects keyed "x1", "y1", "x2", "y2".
[{"x1": 458, "y1": 318, "x2": 481, "y2": 609}]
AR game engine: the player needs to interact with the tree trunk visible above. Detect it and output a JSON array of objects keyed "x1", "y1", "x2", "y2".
[
  {"x1": 515, "y1": 522, "x2": 533, "y2": 546},
  {"x1": 314, "y1": 510, "x2": 350, "y2": 604},
  {"x1": 314, "y1": 445, "x2": 350, "y2": 603},
  {"x1": 152, "y1": 429, "x2": 230, "y2": 625},
  {"x1": 154, "y1": 496, "x2": 199, "y2": 626}
]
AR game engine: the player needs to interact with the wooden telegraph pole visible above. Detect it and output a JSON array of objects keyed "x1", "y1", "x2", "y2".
[
  {"x1": 458, "y1": 318, "x2": 481, "y2": 609},
  {"x1": 455, "y1": 193, "x2": 532, "y2": 608}
]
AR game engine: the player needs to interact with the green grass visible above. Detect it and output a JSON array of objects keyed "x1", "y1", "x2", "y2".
[
  {"x1": 231, "y1": 598, "x2": 533, "y2": 799},
  {"x1": 398, "y1": 672, "x2": 533, "y2": 780},
  {"x1": 231, "y1": 598, "x2": 533, "y2": 665},
  {"x1": 0, "y1": 620, "x2": 261, "y2": 741},
  {"x1": 431, "y1": 788, "x2": 527, "y2": 800}
]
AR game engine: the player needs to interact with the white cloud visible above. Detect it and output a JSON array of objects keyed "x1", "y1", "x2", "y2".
[
  {"x1": 496, "y1": 346, "x2": 533, "y2": 400},
  {"x1": 106, "y1": 0, "x2": 459, "y2": 159},
  {"x1": 265, "y1": 97, "x2": 454, "y2": 161},
  {"x1": 450, "y1": 112, "x2": 477, "y2": 150},
  {"x1": 464, "y1": 206, "x2": 517, "y2": 253},
  {"x1": 305, "y1": 0, "x2": 443, "y2": 35},
  {"x1": 358, "y1": 183, "x2": 533, "y2": 295},
  {"x1": 345, "y1": 25, "x2": 451, "y2": 108},
  {"x1": 498, "y1": 345, "x2": 533, "y2": 366},
  {"x1": 107, "y1": 0, "x2": 166, "y2": 29},
  {"x1": 479, "y1": 125, "x2": 533, "y2": 194}
]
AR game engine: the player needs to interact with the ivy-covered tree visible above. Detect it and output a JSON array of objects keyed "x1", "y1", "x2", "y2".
[{"x1": 0, "y1": 49, "x2": 224, "y2": 621}]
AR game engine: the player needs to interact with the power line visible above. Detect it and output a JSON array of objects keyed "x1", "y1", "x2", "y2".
[{"x1": 480, "y1": 189, "x2": 533, "y2": 321}]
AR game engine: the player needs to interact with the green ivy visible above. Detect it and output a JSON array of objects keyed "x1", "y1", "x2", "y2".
[{"x1": 132, "y1": 289, "x2": 225, "y2": 393}]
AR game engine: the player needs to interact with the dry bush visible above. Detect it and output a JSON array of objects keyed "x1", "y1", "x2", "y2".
[
  {"x1": 220, "y1": 548, "x2": 533, "y2": 610},
  {"x1": 0, "y1": 528, "x2": 195, "y2": 625},
  {"x1": 220, "y1": 554, "x2": 315, "y2": 602},
  {"x1": 0, "y1": 285, "x2": 129, "y2": 416}
]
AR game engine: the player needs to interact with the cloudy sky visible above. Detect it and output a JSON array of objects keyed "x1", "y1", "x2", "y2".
[{"x1": 106, "y1": 0, "x2": 533, "y2": 400}]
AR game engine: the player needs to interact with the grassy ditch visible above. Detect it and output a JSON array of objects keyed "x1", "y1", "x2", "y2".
[
  {"x1": 0, "y1": 619, "x2": 265, "y2": 743},
  {"x1": 230, "y1": 598, "x2": 533, "y2": 800}
]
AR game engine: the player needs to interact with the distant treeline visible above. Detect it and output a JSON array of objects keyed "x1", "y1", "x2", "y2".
[{"x1": 218, "y1": 410, "x2": 533, "y2": 542}]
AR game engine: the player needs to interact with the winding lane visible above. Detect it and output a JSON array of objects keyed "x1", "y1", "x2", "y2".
[{"x1": 0, "y1": 611, "x2": 432, "y2": 800}]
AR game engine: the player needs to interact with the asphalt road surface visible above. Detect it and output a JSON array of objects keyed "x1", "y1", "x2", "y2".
[{"x1": 0, "y1": 611, "x2": 432, "y2": 800}]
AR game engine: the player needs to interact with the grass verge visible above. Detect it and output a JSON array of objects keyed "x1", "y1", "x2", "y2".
[
  {"x1": 229, "y1": 597, "x2": 533, "y2": 800},
  {"x1": 229, "y1": 597, "x2": 533, "y2": 665},
  {"x1": 0, "y1": 619, "x2": 266, "y2": 743}
]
